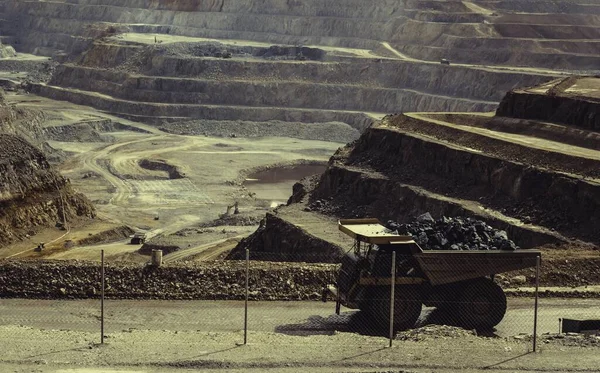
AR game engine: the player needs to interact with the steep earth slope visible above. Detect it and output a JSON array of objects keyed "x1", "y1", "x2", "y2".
[
  {"x1": 234, "y1": 78, "x2": 600, "y2": 264},
  {"x1": 0, "y1": 133, "x2": 95, "y2": 246},
  {"x1": 0, "y1": 96, "x2": 95, "y2": 246},
  {"x1": 6, "y1": 0, "x2": 595, "y2": 132},
  {"x1": 4, "y1": 0, "x2": 600, "y2": 70}
]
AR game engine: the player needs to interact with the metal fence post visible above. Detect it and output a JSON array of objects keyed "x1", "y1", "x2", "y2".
[
  {"x1": 101, "y1": 249, "x2": 105, "y2": 345},
  {"x1": 244, "y1": 248, "x2": 249, "y2": 345},
  {"x1": 389, "y1": 250, "x2": 396, "y2": 348},
  {"x1": 533, "y1": 255, "x2": 540, "y2": 352}
]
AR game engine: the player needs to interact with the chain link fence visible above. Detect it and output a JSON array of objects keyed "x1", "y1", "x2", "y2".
[{"x1": 2, "y1": 247, "x2": 600, "y2": 366}]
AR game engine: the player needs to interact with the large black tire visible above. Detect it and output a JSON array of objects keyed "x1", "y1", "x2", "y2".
[
  {"x1": 364, "y1": 286, "x2": 422, "y2": 332},
  {"x1": 455, "y1": 278, "x2": 507, "y2": 330}
]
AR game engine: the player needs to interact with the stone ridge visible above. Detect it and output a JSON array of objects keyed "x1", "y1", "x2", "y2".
[
  {"x1": 497, "y1": 76, "x2": 600, "y2": 131},
  {"x1": 0, "y1": 260, "x2": 337, "y2": 300},
  {"x1": 0, "y1": 134, "x2": 95, "y2": 246},
  {"x1": 0, "y1": 134, "x2": 61, "y2": 201}
]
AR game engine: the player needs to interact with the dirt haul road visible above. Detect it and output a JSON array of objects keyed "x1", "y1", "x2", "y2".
[
  {"x1": 1, "y1": 299, "x2": 600, "y2": 373},
  {"x1": 1, "y1": 298, "x2": 598, "y2": 338}
]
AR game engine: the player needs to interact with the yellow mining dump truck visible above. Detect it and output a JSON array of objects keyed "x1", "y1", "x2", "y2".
[{"x1": 325, "y1": 219, "x2": 540, "y2": 331}]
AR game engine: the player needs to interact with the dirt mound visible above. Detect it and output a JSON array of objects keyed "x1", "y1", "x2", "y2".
[
  {"x1": 138, "y1": 242, "x2": 181, "y2": 256},
  {"x1": 77, "y1": 226, "x2": 135, "y2": 246},
  {"x1": 395, "y1": 325, "x2": 478, "y2": 341},
  {"x1": 138, "y1": 159, "x2": 185, "y2": 179},
  {"x1": 227, "y1": 213, "x2": 343, "y2": 263},
  {"x1": 0, "y1": 43, "x2": 16, "y2": 58},
  {"x1": 0, "y1": 259, "x2": 336, "y2": 300}
]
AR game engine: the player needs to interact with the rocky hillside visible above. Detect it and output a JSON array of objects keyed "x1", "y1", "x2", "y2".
[
  {"x1": 0, "y1": 133, "x2": 95, "y2": 246},
  {"x1": 0, "y1": 41, "x2": 15, "y2": 58},
  {"x1": 497, "y1": 76, "x2": 600, "y2": 131},
  {"x1": 7, "y1": 0, "x2": 590, "y2": 134},
  {"x1": 4, "y1": 0, "x2": 600, "y2": 70},
  {"x1": 233, "y1": 79, "x2": 600, "y2": 270}
]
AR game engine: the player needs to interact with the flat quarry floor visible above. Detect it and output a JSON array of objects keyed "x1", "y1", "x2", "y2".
[
  {"x1": 1, "y1": 93, "x2": 343, "y2": 262},
  {"x1": 1, "y1": 298, "x2": 599, "y2": 372}
]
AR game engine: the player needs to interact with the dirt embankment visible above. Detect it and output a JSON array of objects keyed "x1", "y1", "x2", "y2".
[
  {"x1": 1, "y1": 100, "x2": 46, "y2": 145},
  {"x1": 138, "y1": 241, "x2": 181, "y2": 255},
  {"x1": 2, "y1": 255, "x2": 600, "y2": 299},
  {"x1": 138, "y1": 159, "x2": 185, "y2": 179},
  {"x1": 77, "y1": 226, "x2": 135, "y2": 246},
  {"x1": 0, "y1": 260, "x2": 336, "y2": 300},
  {"x1": 0, "y1": 96, "x2": 67, "y2": 162},
  {"x1": 0, "y1": 134, "x2": 95, "y2": 246},
  {"x1": 311, "y1": 122, "x2": 600, "y2": 244},
  {"x1": 227, "y1": 213, "x2": 343, "y2": 263},
  {"x1": 497, "y1": 81, "x2": 600, "y2": 131}
]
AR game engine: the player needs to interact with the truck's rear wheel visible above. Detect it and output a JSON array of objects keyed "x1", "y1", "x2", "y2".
[
  {"x1": 364, "y1": 287, "x2": 422, "y2": 332},
  {"x1": 456, "y1": 278, "x2": 506, "y2": 330}
]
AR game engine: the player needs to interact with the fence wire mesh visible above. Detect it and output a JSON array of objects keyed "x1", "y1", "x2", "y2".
[{"x1": 1, "y1": 247, "x2": 600, "y2": 368}]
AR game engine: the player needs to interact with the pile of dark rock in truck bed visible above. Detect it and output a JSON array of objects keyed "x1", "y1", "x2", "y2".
[{"x1": 386, "y1": 213, "x2": 518, "y2": 251}]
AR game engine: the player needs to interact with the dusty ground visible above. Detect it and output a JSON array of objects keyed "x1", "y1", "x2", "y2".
[
  {"x1": 0, "y1": 92, "x2": 343, "y2": 262},
  {"x1": 1, "y1": 298, "x2": 600, "y2": 372}
]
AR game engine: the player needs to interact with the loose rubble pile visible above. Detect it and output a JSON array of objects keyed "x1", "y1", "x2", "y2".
[
  {"x1": 395, "y1": 325, "x2": 478, "y2": 341},
  {"x1": 541, "y1": 333, "x2": 600, "y2": 347},
  {"x1": 0, "y1": 260, "x2": 337, "y2": 300},
  {"x1": 386, "y1": 213, "x2": 518, "y2": 251}
]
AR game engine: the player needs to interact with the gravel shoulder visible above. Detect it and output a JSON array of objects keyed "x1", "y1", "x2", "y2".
[{"x1": 1, "y1": 319, "x2": 599, "y2": 372}]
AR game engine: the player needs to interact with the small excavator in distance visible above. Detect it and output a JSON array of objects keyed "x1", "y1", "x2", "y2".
[{"x1": 325, "y1": 219, "x2": 540, "y2": 331}]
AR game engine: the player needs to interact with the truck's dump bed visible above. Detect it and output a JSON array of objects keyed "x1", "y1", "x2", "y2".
[
  {"x1": 415, "y1": 250, "x2": 540, "y2": 286},
  {"x1": 339, "y1": 218, "x2": 541, "y2": 286}
]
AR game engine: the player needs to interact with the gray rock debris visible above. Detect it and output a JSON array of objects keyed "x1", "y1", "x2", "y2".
[{"x1": 386, "y1": 213, "x2": 518, "y2": 251}]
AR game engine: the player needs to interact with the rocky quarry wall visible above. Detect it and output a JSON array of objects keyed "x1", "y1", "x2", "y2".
[
  {"x1": 0, "y1": 133, "x2": 95, "y2": 245},
  {"x1": 5, "y1": 0, "x2": 593, "y2": 130},
  {"x1": 497, "y1": 90, "x2": 600, "y2": 131},
  {"x1": 4, "y1": 0, "x2": 600, "y2": 71},
  {"x1": 312, "y1": 123, "x2": 599, "y2": 243}
]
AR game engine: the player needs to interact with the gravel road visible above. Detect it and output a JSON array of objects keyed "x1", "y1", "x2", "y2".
[
  {"x1": 1, "y1": 298, "x2": 598, "y2": 338},
  {"x1": 1, "y1": 298, "x2": 600, "y2": 373}
]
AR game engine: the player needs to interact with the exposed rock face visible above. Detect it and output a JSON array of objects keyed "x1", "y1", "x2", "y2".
[
  {"x1": 497, "y1": 77, "x2": 600, "y2": 131},
  {"x1": 235, "y1": 79, "x2": 600, "y2": 262},
  {"x1": 309, "y1": 120, "x2": 598, "y2": 245},
  {"x1": 0, "y1": 97, "x2": 46, "y2": 143},
  {"x1": 5, "y1": 0, "x2": 600, "y2": 70},
  {"x1": 0, "y1": 43, "x2": 16, "y2": 58},
  {"x1": 0, "y1": 134, "x2": 95, "y2": 246}
]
